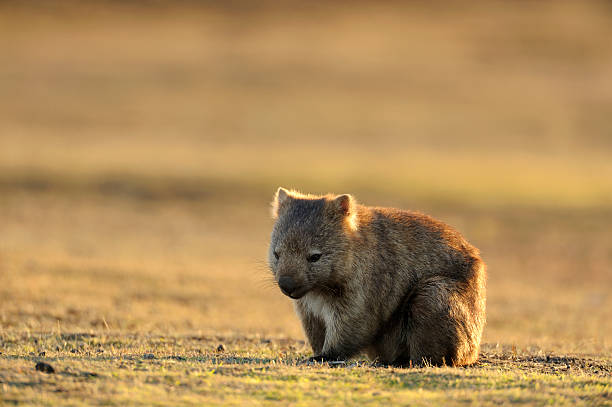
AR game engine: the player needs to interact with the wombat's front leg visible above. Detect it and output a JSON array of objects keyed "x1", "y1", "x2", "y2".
[
  {"x1": 315, "y1": 321, "x2": 365, "y2": 362},
  {"x1": 296, "y1": 310, "x2": 326, "y2": 356}
]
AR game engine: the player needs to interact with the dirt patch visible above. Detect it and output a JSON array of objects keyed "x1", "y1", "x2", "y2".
[{"x1": 476, "y1": 352, "x2": 612, "y2": 377}]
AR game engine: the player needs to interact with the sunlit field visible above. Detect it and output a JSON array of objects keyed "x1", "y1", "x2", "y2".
[{"x1": 1, "y1": 1, "x2": 611, "y2": 405}]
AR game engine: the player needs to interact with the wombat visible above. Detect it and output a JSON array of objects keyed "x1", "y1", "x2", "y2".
[{"x1": 268, "y1": 188, "x2": 486, "y2": 366}]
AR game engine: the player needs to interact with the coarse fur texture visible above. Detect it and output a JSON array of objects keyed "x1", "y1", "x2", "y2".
[{"x1": 268, "y1": 188, "x2": 486, "y2": 367}]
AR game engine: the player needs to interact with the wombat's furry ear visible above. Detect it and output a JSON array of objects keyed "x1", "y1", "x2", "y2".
[
  {"x1": 334, "y1": 194, "x2": 354, "y2": 216},
  {"x1": 333, "y1": 194, "x2": 358, "y2": 230},
  {"x1": 271, "y1": 187, "x2": 292, "y2": 218}
]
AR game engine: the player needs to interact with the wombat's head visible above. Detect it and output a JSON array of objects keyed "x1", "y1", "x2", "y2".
[{"x1": 268, "y1": 187, "x2": 357, "y2": 299}]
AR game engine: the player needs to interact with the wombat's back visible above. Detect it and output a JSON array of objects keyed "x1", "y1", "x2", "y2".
[{"x1": 357, "y1": 206, "x2": 483, "y2": 283}]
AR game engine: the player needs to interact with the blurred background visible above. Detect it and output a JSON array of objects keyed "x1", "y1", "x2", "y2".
[{"x1": 1, "y1": 1, "x2": 610, "y2": 353}]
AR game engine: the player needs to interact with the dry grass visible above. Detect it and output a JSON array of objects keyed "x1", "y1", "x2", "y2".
[
  {"x1": 1, "y1": 334, "x2": 610, "y2": 406},
  {"x1": 1, "y1": 1, "x2": 611, "y2": 405}
]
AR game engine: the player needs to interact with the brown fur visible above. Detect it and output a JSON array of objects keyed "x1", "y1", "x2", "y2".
[{"x1": 268, "y1": 188, "x2": 486, "y2": 366}]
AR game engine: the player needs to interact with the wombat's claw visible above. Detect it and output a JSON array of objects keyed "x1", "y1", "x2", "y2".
[{"x1": 306, "y1": 355, "x2": 327, "y2": 363}]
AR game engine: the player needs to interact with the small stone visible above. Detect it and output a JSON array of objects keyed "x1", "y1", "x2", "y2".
[
  {"x1": 143, "y1": 353, "x2": 155, "y2": 360},
  {"x1": 35, "y1": 362, "x2": 55, "y2": 374},
  {"x1": 216, "y1": 344, "x2": 226, "y2": 352},
  {"x1": 81, "y1": 371, "x2": 98, "y2": 377},
  {"x1": 38, "y1": 351, "x2": 46, "y2": 357}
]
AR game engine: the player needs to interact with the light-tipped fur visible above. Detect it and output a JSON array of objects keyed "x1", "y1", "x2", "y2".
[{"x1": 268, "y1": 188, "x2": 486, "y2": 367}]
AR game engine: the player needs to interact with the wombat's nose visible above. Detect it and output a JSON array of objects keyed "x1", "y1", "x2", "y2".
[{"x1": 278, "y1": 276, "x2": 298, "y2": 297}]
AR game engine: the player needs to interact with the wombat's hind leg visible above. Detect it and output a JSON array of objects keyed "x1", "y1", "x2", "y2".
[{"x1": 406, "y1": 282, "x2": 469, "y2": 367}]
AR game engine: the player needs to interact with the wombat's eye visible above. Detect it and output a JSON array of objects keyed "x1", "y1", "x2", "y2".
[
  {"x1": 307, "y1": 253, "x2": 322, "y2": 263},
  {"x1": 274, "y1": 251, "x2": 280, "y2": 260}
]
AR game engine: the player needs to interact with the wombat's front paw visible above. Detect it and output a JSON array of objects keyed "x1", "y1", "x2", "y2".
[
  {"x1": 307, "y1": 355, "x2": 328, "y2": 363},
  {"x1": 304, "y1": 355, "x2": 346, "y2": 366}
]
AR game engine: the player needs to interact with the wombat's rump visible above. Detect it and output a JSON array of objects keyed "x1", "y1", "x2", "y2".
[{"x1": 268, "y1": 188, "x2": 486, "y2": 366}]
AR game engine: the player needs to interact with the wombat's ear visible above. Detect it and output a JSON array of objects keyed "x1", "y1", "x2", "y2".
[
  {"x1": 333, "y1": 194, "x2": 357, "y2": 230},
  {"x1": 334, "y1": 194, "x2": 354, "y2": 216},
  {"x1": 271, "y1": 187, "x2": 292, "y2": 218}
]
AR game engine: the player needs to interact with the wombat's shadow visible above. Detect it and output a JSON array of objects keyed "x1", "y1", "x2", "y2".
[{"x1": 187, "y1": 352, "x2": 611, "y2": 376}]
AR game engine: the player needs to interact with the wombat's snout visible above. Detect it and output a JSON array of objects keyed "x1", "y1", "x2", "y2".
[{"x1": 278, "y1": 276, "x2": 307, "y2": 299}]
